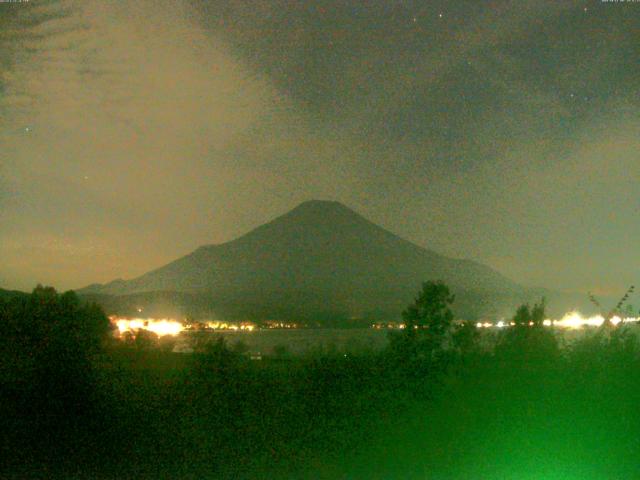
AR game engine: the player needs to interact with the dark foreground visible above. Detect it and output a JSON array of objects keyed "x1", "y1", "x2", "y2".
[{"x1": 3, "y1": 288, "x2": 640, "y2": 479}]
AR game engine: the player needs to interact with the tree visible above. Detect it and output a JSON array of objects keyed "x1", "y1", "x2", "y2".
[
  {"x1": 531, "y1": 298, "x2": 546, "y2": 326},
  {"x1": 158, "y1": 335, "x2": 178, "y2": 352},
  {"x1": 513, "y1": 304, "x2": 532, "y2": 326},
  {"x1": 512, "y1": 298, "x2": 546, "y2": 328},
  {"x1": 392, "y1": 281, "x2": 455, "y2": 360},
  {"x1": 135, "y1": 329, "x2": 159, "y2": 350},
  {"x1": 496, "y1": 298, "x2": 558, "y2": 364},
  {"x1": 190, "y1": 336, "x2": 245, "y2": 398},
  {"x1": 452, "y1": 320, "x2": 481, "y2": 356},
  {"x1": 402, "y1": 281, "x2": 455, "y2": 337},
  {"x1": 0, "y1": 285, "x2": 111, "y2": 420}
]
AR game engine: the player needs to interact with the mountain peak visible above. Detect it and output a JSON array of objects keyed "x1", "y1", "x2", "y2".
[
  {"x1": 78, "y1": 201, "x2": 523, "y2": 320},
  {"x1": 291, "y1": 199, "x2": 353, "y2": 214},
  {"x1": 266, "y1": 199, "x2": 370, "y2": 232}
]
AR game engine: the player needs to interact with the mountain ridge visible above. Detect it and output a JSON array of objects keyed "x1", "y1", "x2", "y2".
[
  {"x1": 81, "y1": 200, "x2": 519, "y2": 294},
  {"x1": 79, "y1": 200, "x2": 534, "y2": 320}
]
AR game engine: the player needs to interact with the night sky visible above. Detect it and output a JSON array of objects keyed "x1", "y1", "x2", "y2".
[{"x1": 0, "y1": 0, "x2": 638, "y2": 295}]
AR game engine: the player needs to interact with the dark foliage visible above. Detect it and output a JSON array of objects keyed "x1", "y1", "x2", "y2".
[
  {"x1": 3, "y1": 285, "x2": 640, "y2": 479},
  {"x1": 496, "y1": 298, "x2": 560, "y2": 364},
  {"x1": 0, "y1": 285, "x2": 112, "y2": 475}
]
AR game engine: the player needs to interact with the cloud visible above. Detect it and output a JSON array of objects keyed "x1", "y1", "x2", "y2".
[
  {"x1": 0, "y1": 0, "x2": 281, "y2": 289},
  {"x1": 0, "y1": 0, "x2": 637, "y2": 295}
]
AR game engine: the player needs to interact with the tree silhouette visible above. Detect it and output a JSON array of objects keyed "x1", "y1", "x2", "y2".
[
  {"x1": 513, "y1": 304, "x2": 532, "y2": 326},
  {"x1": 0, "y1": 285, "x2": 111, "y2": 425},
  {"x1": 589, "y1": 286, "x2": 635, "y2": 328},
  {"x1": 135, "y1": 329, "x2": 159, "y2": 350},
  {"x1": 402, "y1": 281, "x2": 455, "y2": 336},
  {"x1": 531, "y1": 298, "x2": 546, "y2": 326},
  {"x1": 452, "y1": 320, "x2": 481, "y2": 357},
  {"x1": 391, "y1": 281, "x2": 455, "y2": 362},
  {"x1": 496, "y1": 298, "x2": 558, "y2": 364}
]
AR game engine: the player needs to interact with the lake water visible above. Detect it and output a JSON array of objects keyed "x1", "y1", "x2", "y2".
[
  {"x1": 173, "y1": 325, "x2": 640, "y2": 356},
  {"x1": 177, "y1": 328, "x2": 391, "y2": 355}
]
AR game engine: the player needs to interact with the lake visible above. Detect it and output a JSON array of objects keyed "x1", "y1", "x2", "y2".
[
  {"x1": 173, "y1": 325, "x2": 640, "y2": 356},
  {"x1": 175, "y1": 328, "x2": 391, "y2": 355}
]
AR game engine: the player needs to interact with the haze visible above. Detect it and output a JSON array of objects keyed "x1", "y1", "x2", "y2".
[{"x1": 1, "y1": 0, "x2": 637, "y2": 295}]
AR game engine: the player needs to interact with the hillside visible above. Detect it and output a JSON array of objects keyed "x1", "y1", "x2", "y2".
[{"x1": 80, "y1": 200, "x2": 547, "y2": 321}]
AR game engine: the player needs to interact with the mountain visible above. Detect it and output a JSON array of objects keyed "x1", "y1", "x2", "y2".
[
  {"x1": 79, "y1": 200, "x2": 553, "y2": 321},
  {"x1": 0, "y1": 288, "x2": 29, "y2": 302}
]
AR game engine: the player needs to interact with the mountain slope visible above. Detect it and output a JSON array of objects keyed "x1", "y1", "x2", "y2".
[
  {"x1": 0, "y1": 288, "x2": 29, "y2": 301},
  {"x1": 80, "y1": 200, "x2": 526, "y2": 320}
]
